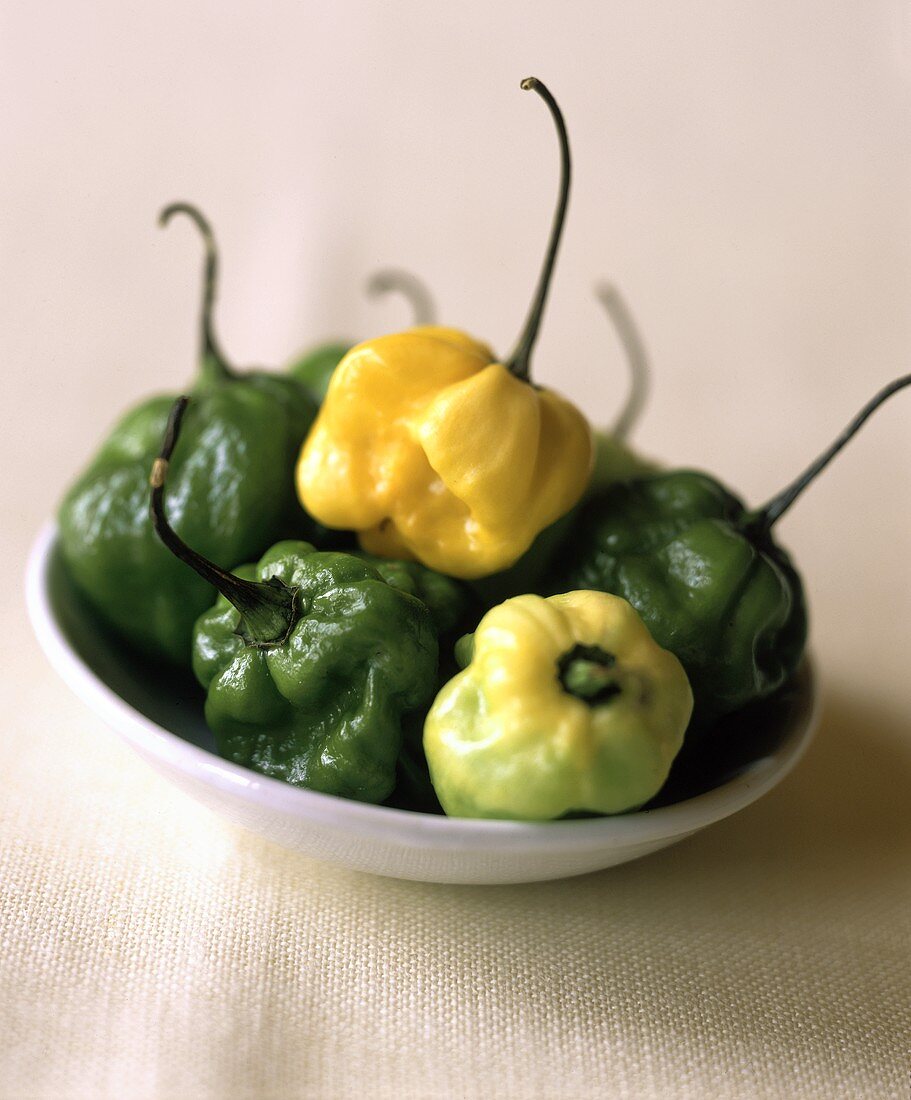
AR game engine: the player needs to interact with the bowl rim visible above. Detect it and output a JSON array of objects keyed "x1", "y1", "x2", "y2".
[{"x1": 26, "y1": 521, "x2": 820, "y2": 852}]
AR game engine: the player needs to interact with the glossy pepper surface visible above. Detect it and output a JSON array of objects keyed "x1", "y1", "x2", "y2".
[
  {"x1": 296, "y1": 79, "x2": 593, "y2": 579},
  {"x1": 298, "y1": 326, "x2": 592, "y2": 578},
  {"x1": 150, "y1": 399, "x2": 438, "y2": 803},
  {"x1": 194, "y1": 545, "x2": 437, "y2": 800},
  {"x1": 553, "y1": 373, "x2": 911, "y2": 723},
  {"x1": 424, "y1": 591, "x2": 693, "y2": 820},
  {"x1": 553, "y1": 472, "x2": 807, "y2": 723},
  {"x1": 58, "y1": 204, "x2": 318, "y2": 665},
  {"x1": 356, "y1": 553, "x2": 473, "y2": 640}
]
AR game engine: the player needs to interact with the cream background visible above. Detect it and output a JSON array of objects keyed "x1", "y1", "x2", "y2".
[{"x1": 2, "y1": 2, "x2": 910, "y2": 1097}]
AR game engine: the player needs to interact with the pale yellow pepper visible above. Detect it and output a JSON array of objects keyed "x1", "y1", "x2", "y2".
[
  {"x1": 424, "y1": 591, "x2": 693, "y2": 820},
  {"x1": 296, "y1": 77, "x2": 593, "y2": 579}
]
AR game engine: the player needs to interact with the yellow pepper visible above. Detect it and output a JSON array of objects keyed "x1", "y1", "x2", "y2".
[
  {"x1": 424, "y1": 591, "x2": 693, "y2": 820},
  {"x1": 296, "y1": 78, "x2": 594, "y2": 579}
]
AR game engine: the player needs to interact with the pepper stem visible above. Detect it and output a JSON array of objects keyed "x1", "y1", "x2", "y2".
[
  {"x1": 558, "y1": 645, "x2": 622, "y2": 706},
  {"x1": 745, "y1": 373, "x2": 911, "y2": 537},
  {"x1": 596, "y1": 283, "x2": 650, "y2": 441},
  {"x1": 149, "y1": 396, "x2": 301, "y2": 648},
  {"x1": 366, "y1": 268, "x2": 437, "y2": 326},
  {"x1": 504, "y1": 77, "x2": 572, "y2": 383},
  {"x1": 159, "y1": 202, "x2": 235, "y2": 383}
]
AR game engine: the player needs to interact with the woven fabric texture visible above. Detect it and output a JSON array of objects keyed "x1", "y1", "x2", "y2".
[{"x1": 2, "y1": 618, "x2": 909, "y2": 1098}]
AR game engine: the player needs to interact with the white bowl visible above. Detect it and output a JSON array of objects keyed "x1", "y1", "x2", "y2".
[{"x1": 26, "y1": 523, "x2": 819, "y2": 884}]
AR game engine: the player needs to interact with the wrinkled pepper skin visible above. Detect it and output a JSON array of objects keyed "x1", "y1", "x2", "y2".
[
  {"x1": 356, "y1": 553, "x2": 476, "y2": 813},
  {"x1": 551, "y1": 471, "x2": 808, "y2": 724},
  {"x1": 471, "y1": 429, "x2": 658, "y2": 607},
  {"x1": 59, "y1": 374, "x2": 318, "y2": 666},
  {"x1": 424, "y1": 591, "x2": 692, "y2": 820},
  {"x1": 296, "y1": 326, "x2": 593, "y2": 579},
  {"x1": 192, "y1": 541, "x2": 438, "y2": 802},
  {"x1": 357, "y1": 553, "x2": 474, "y2": 640},
  {"x1": 288, "y1": 340, "x2": 351, "y2": 403}
]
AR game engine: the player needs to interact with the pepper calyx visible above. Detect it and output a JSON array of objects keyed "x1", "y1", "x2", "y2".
[
  {"x1": 558, "y1": 644, "x2": 623, "y2": 706},
  {"x1": 231, "y1": 578, "x2": 303, "y2": 649}
]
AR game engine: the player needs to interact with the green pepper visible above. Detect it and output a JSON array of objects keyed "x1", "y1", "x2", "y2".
[
  {"x1": 150, "y1": 398, "x2": 438, "y2": 802},
  {"x1": 424, "y1": 591, "x2": 693, "y2": 820},
  {"x1": 58, "y1": 203, "x2": 319, "y2": 665},
  {"x1": 470, "y1": 284, "x2": 657, "y2": 607},
  {"x1": 356, "y1": 554, "x2": 474, "y2": 640},
  {"x1": 552, "y1": 373, "x2": 911, "y2": 724},
  {"x1": 288, "y1": 268, "x2": 437, "y2": 403}
]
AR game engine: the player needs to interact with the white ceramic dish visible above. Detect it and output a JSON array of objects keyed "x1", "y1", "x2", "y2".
[{"x1": 26, "y1": 523, "x2": 819, "y2": 884}]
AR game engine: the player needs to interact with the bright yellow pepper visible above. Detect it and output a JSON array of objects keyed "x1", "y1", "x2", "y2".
[
  {"x1": 296, "y1": 78, "x2": 594, "y2": 579},
  {"x1": 297, "y1": 324, "x2": 592, "y2": 577}
]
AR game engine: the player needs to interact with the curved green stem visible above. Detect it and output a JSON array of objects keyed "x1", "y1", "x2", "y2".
[
  {"x1": 366, "y1": 268, "x2": 437, "y2": 326},
  {"x1": 149, "y1": 397, "x2": 301, "y2": 648},
  {"x1": 159, "y1": 202, "x2": 235, "y2": 383},
  {"x1": 596, "y1": 283, "x2": 650, "y2": 441},
  {"x1": 745, "y1": 372, "x2": 911, "y2": 537},
  {"x1": 504, "y1": 77, "x2": 571, "y2": 383}
]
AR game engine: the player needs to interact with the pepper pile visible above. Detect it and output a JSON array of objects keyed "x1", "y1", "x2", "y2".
[{"x1": 59, "y1": 77, "x2": 910, "y2": 822}]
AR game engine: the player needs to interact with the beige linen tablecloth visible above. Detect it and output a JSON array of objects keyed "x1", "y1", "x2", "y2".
[{"x1": 3, "y1": 604, "x2": 910, "y2": 1098}]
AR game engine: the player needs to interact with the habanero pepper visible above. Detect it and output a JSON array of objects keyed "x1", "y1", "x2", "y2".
[
  {"x1": 424, "y1": 591, "x2": 693, "y2": 820},
  {"x1": 552, "y1": 373, "x2": 911, "y2": 724},
  {"x1": 470, "y1": 283, "x2": 659, "y2": 607},
  {"x1": 295, "y1": 77, "x2": 594, "y2": 580},
  {"x1": 58, "y1": 204, "x2": 320, "y2": 665},
  {"x1": 150, "y1": 398, "x2": 439, "y2": 803}
]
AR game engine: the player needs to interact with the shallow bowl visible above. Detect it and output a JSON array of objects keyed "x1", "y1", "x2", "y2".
[{"x1": 26, "y1": 524, "x2": 819, "y2": 884}]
